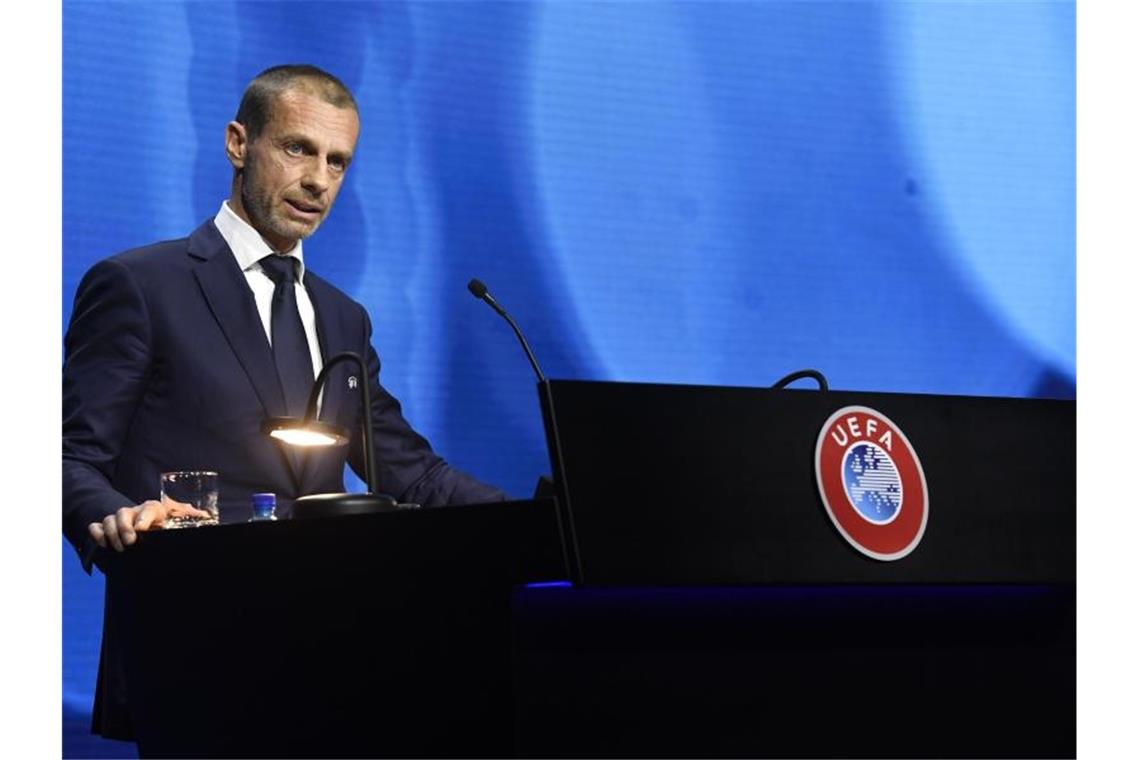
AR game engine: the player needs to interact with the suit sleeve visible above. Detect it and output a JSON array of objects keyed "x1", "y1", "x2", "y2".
[
  {"x1": 63, "y1": 258, "x2": 153, "y2": 572},
  {"x1": 346, "y1": 307, "x2": 508, "y2": 506}
]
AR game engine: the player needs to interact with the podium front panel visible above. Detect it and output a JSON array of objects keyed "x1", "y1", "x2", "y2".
[{"x1": 541, "y1": 380, "x2": 1074, "y2": 585}]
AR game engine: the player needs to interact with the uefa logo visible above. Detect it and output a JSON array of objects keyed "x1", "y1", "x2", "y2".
[{"x1": 814, "y1": 406, "x2": 929, "y2": 560}]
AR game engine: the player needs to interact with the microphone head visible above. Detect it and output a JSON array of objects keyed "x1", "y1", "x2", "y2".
[{"x1": 467, "y1": 278, "x2": 488, "y2": 299}]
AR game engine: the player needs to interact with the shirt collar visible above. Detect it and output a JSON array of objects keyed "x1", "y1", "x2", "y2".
[{"x1": 213, "y1": 200, "x2": 306, "y2": 282}]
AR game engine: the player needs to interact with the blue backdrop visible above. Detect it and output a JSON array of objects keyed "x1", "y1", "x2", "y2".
[{"x1": 63, "y1": 1, "x2": 1074, "y2": 755}]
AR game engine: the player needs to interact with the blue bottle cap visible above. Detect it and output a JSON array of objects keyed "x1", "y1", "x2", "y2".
[{"x1": 251, "y1": 492, "x2": 277, "y2": 517}]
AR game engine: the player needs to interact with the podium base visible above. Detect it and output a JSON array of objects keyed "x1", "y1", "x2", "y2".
[{"x1": 292, "y1": 492, "x2": 398, "y2": 519}]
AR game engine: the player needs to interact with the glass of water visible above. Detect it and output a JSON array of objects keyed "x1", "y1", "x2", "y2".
[{"x1": 160, "y1": 471, "x2": 220, "y2": 528}]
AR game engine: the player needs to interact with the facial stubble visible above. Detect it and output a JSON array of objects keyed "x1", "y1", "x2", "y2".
[{"x1": 239, "y1": 152, "x2": 322, "y2": 251}]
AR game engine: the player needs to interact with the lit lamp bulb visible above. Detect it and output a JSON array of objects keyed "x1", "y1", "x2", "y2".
[
  {"x1": 270, "y1": 429, "x2": 336, "y2": 447},
  {"x1": 265, "y1": 420, "x2": 349, "y2": 447}
]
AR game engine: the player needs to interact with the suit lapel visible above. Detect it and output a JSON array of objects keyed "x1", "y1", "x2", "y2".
[
  {"x1": 188, "y1": 221, "x2": 302, "y2": 487},
  {"x1": 306, "y1": 274, "x2": 349, "y2": 426}
]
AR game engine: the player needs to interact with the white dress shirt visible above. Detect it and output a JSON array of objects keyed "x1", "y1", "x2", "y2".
[{"x1": 213, "y1": 200, "x2": 325, "y2": 389}]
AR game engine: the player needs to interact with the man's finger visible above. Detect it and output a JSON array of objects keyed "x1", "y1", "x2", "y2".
[
  {"x1": 115, "y1": 507, "x2": 139, "y2": 547},
  {"x1": 134, "y1": 501, "x2": 165, "y2": 532},
  {"x1": 88, "y1": 522, "x2": 107, "y2": 548},
  {"x1": 165, "y1": 503, "x2": 212, "y2": 519},
  {"x1": 103, "y1": 515, "x2": 125, "y2": 552}
]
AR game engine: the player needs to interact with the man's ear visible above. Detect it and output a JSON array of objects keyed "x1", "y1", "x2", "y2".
[{"x1": 225, "y1": 121, "x2": 248, "y2": 170}]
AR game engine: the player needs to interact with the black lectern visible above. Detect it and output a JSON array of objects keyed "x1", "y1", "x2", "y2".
[
  {"x1": 99, "y1": 499, "x2": 564, "y2": 758},
  {"x1": 539, "y1": 380, "x2": 1074, "y2": 585},
  {"x1": 97, "y1": 381, "x2": 1074, "y2": 758},
  {"x1": 522, "y1": 380, "x2": 1075, "y2": 757}
]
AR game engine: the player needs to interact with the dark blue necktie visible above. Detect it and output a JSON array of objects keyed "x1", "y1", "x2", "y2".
[{"x1": 259, "y1": 254, "x2": 315, "y2": 418}]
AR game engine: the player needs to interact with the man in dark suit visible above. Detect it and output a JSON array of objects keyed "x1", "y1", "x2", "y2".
[{"x1": 63, "y1": 64, "x2": 505, "y2": 571}]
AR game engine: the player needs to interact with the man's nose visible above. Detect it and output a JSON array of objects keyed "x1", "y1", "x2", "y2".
[{"x1": 300, "y1": 160, "x2": 331, "y2": 195}]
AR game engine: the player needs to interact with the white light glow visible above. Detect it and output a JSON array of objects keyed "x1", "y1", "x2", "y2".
[{"x1": 269, "y1": 428, "x2": 338, "y2": 447}]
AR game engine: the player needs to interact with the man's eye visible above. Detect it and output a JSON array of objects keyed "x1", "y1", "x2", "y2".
[
  {"x1": 329, "y1": 159, "x2": 346, "y2": 171},
  {"x1": 284, "y1": 143, "x2": 303, "y2": 156}
]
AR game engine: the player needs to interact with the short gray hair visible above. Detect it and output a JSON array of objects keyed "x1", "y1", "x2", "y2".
[{"x1": 234, "y1": 64, "x2": 357, "y2": 141}]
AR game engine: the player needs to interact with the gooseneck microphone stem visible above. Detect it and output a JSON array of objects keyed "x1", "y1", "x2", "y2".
[
  {"x1": 467, "y1": 279, "x2": 547, "y2": 383},
  {"x1": 467, "y1": 276, "x2": 580, "y2": 581},
  {"x1": 303, "y1": 351, "x2": 376, "y2": 495},
  {"x1": 502, "y1": 312, "x2": 547, "y2": 383}
]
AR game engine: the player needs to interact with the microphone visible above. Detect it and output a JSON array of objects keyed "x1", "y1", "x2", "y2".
[
  {"x1": 469, "y1": 279, "x2": 577, "y2": 579},
  {"x1": 467, "y1": 278, "x2": 546, "y2": 383}
]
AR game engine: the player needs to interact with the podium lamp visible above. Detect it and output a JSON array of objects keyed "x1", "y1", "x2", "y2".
[{"x1": 263, "y1": 351, "x2": 398, "y2": 518}]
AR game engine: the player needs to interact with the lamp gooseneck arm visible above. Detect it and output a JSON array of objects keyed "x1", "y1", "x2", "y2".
[{"x1": 304, "y1": 351, "x2": 377, "y2": 496}]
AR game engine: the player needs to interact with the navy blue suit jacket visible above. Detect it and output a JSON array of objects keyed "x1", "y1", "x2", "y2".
[{"x1": 64, "y1": 219, "x2": 504, "y2": 570}]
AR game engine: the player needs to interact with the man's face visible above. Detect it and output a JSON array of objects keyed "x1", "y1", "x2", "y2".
[{"x1": 228, "y1": 87, "x2": 360, "y2": 251}]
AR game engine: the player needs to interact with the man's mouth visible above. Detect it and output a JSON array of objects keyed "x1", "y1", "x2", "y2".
[{"x1": 285, "y1": 199, "x2": 323, "y2": 218}]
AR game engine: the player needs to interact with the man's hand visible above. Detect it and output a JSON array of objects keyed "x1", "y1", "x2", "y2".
[{"x1": 88, "y1": 500, "x2": 169, "y2": 552}]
